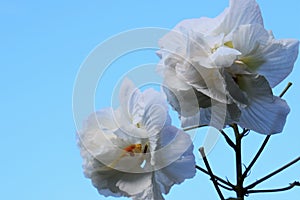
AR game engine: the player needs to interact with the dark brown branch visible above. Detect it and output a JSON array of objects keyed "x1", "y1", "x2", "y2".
[
  {"x1": 247, "y1": 181, "x2": 300, "y2": 194},
  {"x1": 232, "y1": 124, "x2": 244, "y2": 199},
  {"x1": 246, "y1": 156, "x2": 300, "y2": 190},
  {"x1": 199, "y1": 147, "x2": 225, "y2": 200},
  {"x1": 196, "y1": 165, "x2": 235, "y2": 188},
  {"x1": 220, "y1": 130, "x2": 236, "y2": 150}
]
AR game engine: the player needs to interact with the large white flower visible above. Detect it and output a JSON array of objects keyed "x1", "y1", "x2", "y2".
[
  {"x1": 78, "y1": 78, "x2": 195, "y2": 199},
  {"x1": 158, "y1": 0, "x2": 299, "y2": 134}
]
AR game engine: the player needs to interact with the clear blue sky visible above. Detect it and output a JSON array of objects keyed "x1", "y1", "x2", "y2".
[{"x1": 1, "y1": 0, "x2": 299, "y2": 200}]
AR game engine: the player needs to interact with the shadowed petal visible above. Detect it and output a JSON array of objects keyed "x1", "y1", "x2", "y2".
[
  {"x1": 237, "y1": 74, "x2": 290, "y2": 134},
  {"x1": 238, "y1": 96, "x2": 290, "y2": 134}
]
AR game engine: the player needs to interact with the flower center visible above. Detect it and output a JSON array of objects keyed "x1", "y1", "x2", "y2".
[
  {"x1": 108, "y1": 143, "x2": 149, "y2": 168},
  {"x1": 136, "y1": 123, "x2": 141, "y2": 128},
  {"x1": 211, "y1": 45, "x2": 220, "y2": 53},
  {"x1": 124, "y1": 144, "x2": 143, "y2": 156}
]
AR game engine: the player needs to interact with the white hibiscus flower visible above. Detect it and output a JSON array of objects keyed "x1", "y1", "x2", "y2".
[
  {"x1": 78, "y1": 78, "x2": 195, "y2": 199},
  {"x1": 158, "y1": 0, "x2": 299, "y2": 134}
]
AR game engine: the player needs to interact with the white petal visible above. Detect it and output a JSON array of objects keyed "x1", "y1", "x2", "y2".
[
  {"x1": 159, "y1": 28, "x2": 187, "y2": 56},
  {"x1": 119, "y1": 78, "x2": 139, "y2": 120},
  {"x1": 189, "y1": 68, "x2": 232, "y2": 105},
  {"x1": 232, "y1": 24, "x2": 270, "y2": 56},
  {"x1": 181, "y1": 102, "x2": 240, "y2": 129},
  {"x1": 151, "y1": 126, "x2": 194, "y2": 167},
  {"x1": 90, "y1": 169, "x2": 125, "y2": 197},
  {"x1": 256, "y1": 39, "x2": 299, "y2": 87},
  {"x1": 232, "y1": 24, "x2": 299, "y2": 87},
  {"x1": 154, "y1": 150, "x2": 195, "y2": 194},
  {"x1": 155, "y1": 136, "x2": 195, "y2": 188},
  {"x1": 142, "y1": 91, "x2": 171, "y2": 136},
  {"x1": 163, "y1": 85, "x2": 210, "y2": 117},
  {"x1": 169, "y1": 11, "x2": 228, "y2": 36},
  {"x1": 216, "y1": 0, "x2": 264, "y2": 35},
  {"x1": 132, "y1": 175, "x2": 165, "y2": 200},
  {"x1": 95, "y1": 108, "x2": 118, "y2": 130},
  {"x1": 150, "y1": 127, "x2": 195, "y2": 194},
  {"x1": 116, "y1": 173, "x2": 152, "y2": 196},
  {"x1": 209, "y1": 46, "x2": 241, "y2": 67},
  {"x1": 163, "y1": 68, "x2": 191, "y2": 90}
]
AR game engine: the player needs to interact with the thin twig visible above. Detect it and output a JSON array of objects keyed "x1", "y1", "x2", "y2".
[
  {"x1": 183, "y1": 124, "x2": 208, "y2": 131},
  {"x1": 199, "y1": 147, "x2": 225, "y2": 200},
  {"x1": 247, "y1": 181, "x2": 300, "y2": 194},
  {"x1": 246, "y1": 156, "x2": 300, "y2": 190},
  {"x1": 242, "y1": 135, "x2": 270, "y2": 179},
  {"x1": 220, "y1": 130, "x2": 236, "y2": 150},
  {"x1": 279, "y1": 82, "x2": 292, "y2": 98},
  {"x1": 218, "y1": 182, "x2": 235, "y2": 191},
  {"x1": 241, "y1": 128, "x2": 250, "y2": 137},
  {"x1": 196, "y1": 165, "x2": 235, "y2": 188}
]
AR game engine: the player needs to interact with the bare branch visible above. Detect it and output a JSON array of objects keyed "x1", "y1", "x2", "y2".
[
  {"x1": 199, "y1": 147, "x2": 225, "y2": 200},
  {"x1": 279, "y1": 82, "x2": 292, "y2": 98},
  {"x1": 246, "y1": 156, "x2": 300, "y2": 190},
  {"x1": 220, "y1": 130, "x2": 236, "y2": 150},
  {"x1": 183, "y1": 124, "x2": 208, "y2": 131},
  {"x1": 196, "y1": 165, "x2": 235, "y2": 188},
  {"x1": 247, "y1": 181, "x2": 300, "y2": 194},
  {"x1": 242, "y1": 135, "x2": 270, "y2": 179},
  {"x1": 218, "y1": 182, "x2": 235, "y2": 191}
]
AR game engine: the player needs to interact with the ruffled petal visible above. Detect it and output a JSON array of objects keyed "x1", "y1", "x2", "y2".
[
  {"x1": 163, "y1": 85, "x2": 210, "y2": 117},
  {"x1": 209, "y1": 46, "x2": 241, "y2": 67},
  {"x1": 181, "y1": 102, "x2": 240, "y2": 130},
  {"x1": 119, "y1": 78, "x2": 139, "y2": 121},
  {"x1": 176, "y1": 14, "x2": 227, "y2": 35},
  {"x1": 132, "y1": 175, "x2": 165, "y2": 200},
  {"x1": 116, "y1": 173, "x2": 152, "y2": 196},
  {"x1": 162, "y1": 67, "x2": 191, "y2": 91},
  {"x1": 155, "y1": 137, "x2": 195, "y2": 193},
  {"x1": 95, "y1": 108, "x2": 118, "y2": 131},
  {"x1": 232, "y1": 24, "x2": 270, "y2": 56},
  {"x1": 151, "y1": 126, "x2": 195, "y2": 170},
  {"x1": 215, "y1": 0, "x2": 264, "y2": 35},
  {"x1": 232, "y1": 24, "x2": 299, "y2": 87},
  {"x1": 256, "y1": 39, "x2": 299, "y2": 87},
  {"x1": 90, "y1": 166, "x2": 125, "y2": 197},
  {"x1": 190, "y1": 68, "x2": 232, "y2": 105}
]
